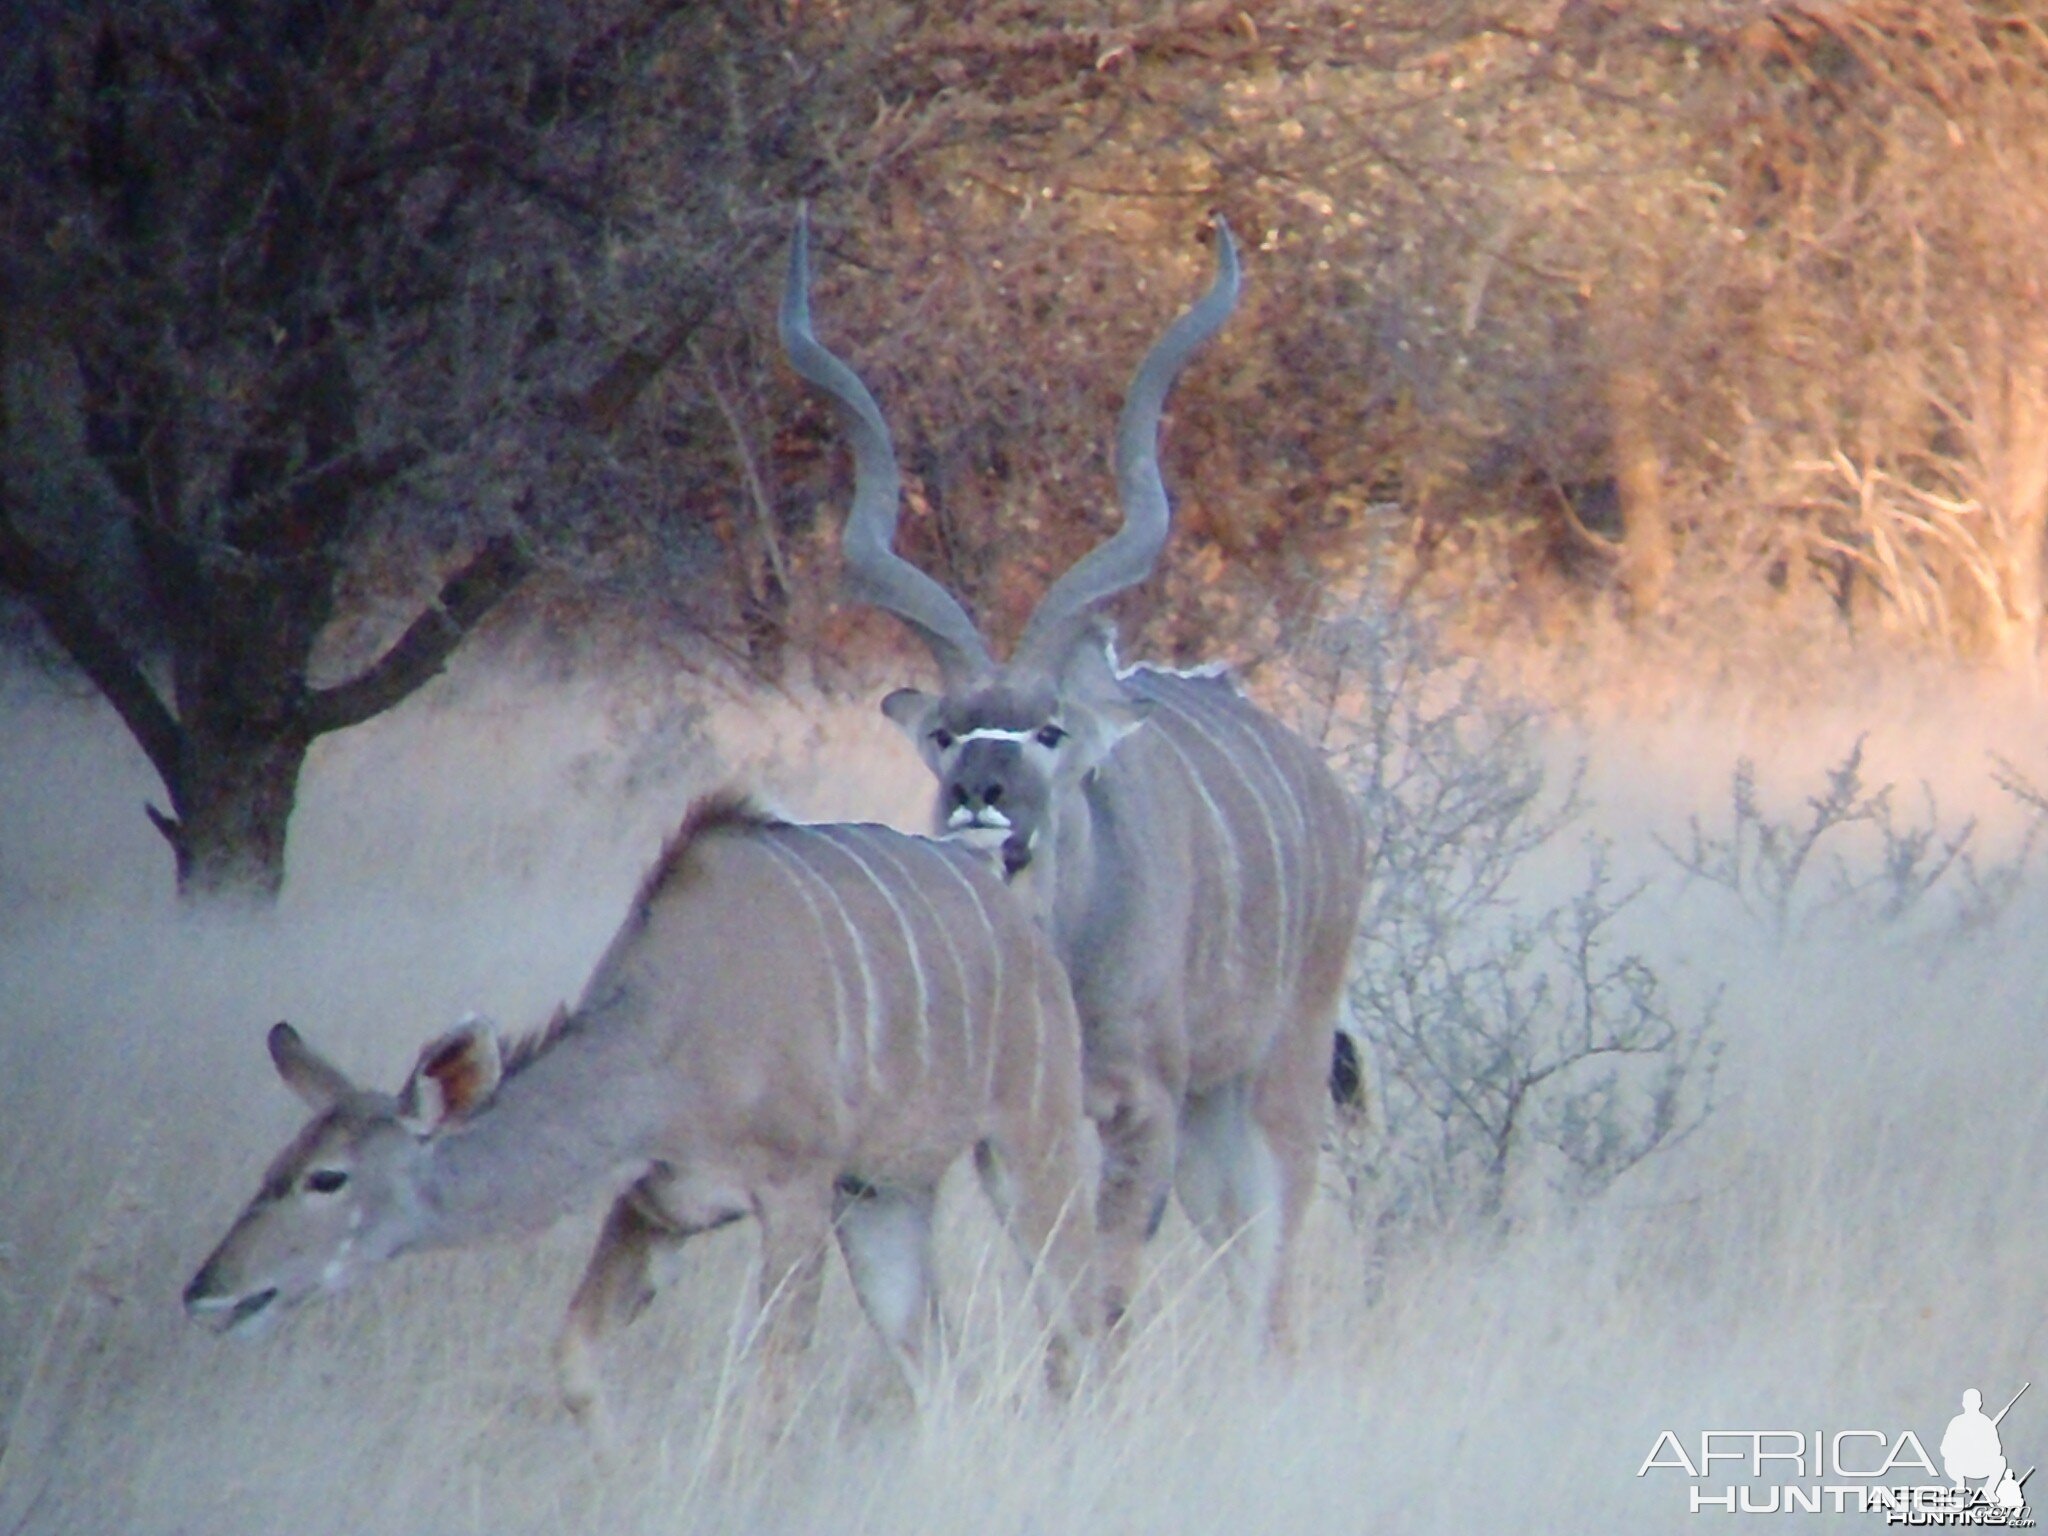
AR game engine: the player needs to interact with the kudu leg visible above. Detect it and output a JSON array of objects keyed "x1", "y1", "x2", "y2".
[
  {"x1": 748, "y1": 1176, "x2": 836, "y2": 1424},
  {"x1": 1248, "y1": 1024, "x2": 1331, "y2": 1357},
  {"x1": 1088, "y1": 1067, "x2": 1180, "y2": 1336},
  {"x1": 832, "y1": 1180, "x2": 941, "y2": 1400},
  {"x1": 1174, "y1": 1077, "x2": 1285, "y2": 1344},
  {"x1": 977, "y1": 1135, "x2": 1099, "y2": 1397},
  {"x1": 556, "y1": 1185, "x2": 690, "y2": 1435}
]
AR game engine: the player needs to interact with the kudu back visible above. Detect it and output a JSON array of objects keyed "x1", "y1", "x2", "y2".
[
  {"x1": 782, "y1": 215, "x2": 1367, "y2": 1348},
  {"x1": 185, "y1": 794, "x2": 1097, "y2": 1423}
]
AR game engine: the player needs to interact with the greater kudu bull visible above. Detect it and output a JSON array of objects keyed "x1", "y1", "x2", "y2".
[
  {"x1": 781, "y1": 215, "x2": 1367, "y2": 1349},
  {"x1": 185, "y1": 795, "x2": 1097, "y2": 1423}
]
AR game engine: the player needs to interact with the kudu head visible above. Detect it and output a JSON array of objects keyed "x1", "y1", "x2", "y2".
[
  {"x1": 781, "y1": 211, "x2": 1240, "y2": 875},
  {"x1": 184, "y1": 1019, "x2": 502, "y2": 1336}
]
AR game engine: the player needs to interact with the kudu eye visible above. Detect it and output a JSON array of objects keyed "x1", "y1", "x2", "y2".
[
  {"x1": 930, "y1": 728, "x2": 955, "y2": 752},
  {"x1": 303, "y1": 1168, "x2": 349, "y2": 1195},
  {"x1": 1035, "y1": 724, "x2": 1068, "y2": 749}
]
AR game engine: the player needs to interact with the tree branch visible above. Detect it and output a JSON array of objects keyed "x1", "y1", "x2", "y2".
[
  {"x1": 0, "y1": 513, "x2": 187, "y2": 801},
  {"x1": 571, "y1": 298, "x2": 717, "y2": 435},
  {"x1": 568, "y1": 227, "x2": 776, "y2": 434},
  {"x1": 300, "y1": 532, "x2": 533, "y2": 735},
  {"x1": 695, "y1": 340, "x2": 790, "y2": 597}
]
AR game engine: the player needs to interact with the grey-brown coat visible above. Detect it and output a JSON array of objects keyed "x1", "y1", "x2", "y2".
[
  {"x1": 184, "y1": 795, "x2": 1098, "y2": 1423},
  {"x1": 782, "y1": 216, "x2": 1367, "y2": 1348}
]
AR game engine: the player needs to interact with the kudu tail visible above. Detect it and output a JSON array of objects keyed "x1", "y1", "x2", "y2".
[
  {"x1": 1328, "y1": 997, "x2": 1383, "y2": 1147},
  {"x1": 1329, "y1": 1030, "x2": 1365, "y2": 1110}
]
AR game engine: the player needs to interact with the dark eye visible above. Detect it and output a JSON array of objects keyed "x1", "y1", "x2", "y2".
[
  {"x1": 1036, "y1": 725, "x2": 1068, "y2": 749},
  {"x1": 930, "y1": 729, "x2": 955, "y2": 752},
  {"x1": 305, "y1": 1169, "x2": 349, "y2": 1195}
]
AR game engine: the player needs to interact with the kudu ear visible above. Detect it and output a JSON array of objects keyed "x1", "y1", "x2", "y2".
[
  {"x1": 1056, "y1": 622, "x2": 1131, "y2": 697},
  {"x1": 268, "y1": 1022, "x2": 357, "y2": 1111},
  {"x1": 1055, "y1": 630, "x2": 1153, "y2": 765},
  {"x1": 398, "y1": 1016, "x2": 503, "y2": 1132},
  {"x1": 881, "y1": 687, "x2": 937, "y2": 738},
  {"x1": 1067, "y1": 694, "x2": 1151, "y2": 773}
]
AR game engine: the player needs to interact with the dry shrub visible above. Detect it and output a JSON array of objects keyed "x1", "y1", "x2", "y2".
[
  {"x1": 1692, "y1": 4, "x2": 2048, "y2": 663},
  {"x1": 754, "y1": 3, "x2": 2048, "y2": 678}
]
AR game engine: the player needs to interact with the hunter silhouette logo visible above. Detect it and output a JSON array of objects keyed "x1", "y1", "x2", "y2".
[
  {"x1": 1940, "y1": 1386, "x2": 2033, "y2": 1524},
  {"x1": 1639, "y1": 1382, "x2": 2035, "y2": 1521}
]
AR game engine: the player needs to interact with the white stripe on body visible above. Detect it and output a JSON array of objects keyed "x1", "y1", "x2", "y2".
[
  {"x1": 918, "y1": 843, "x2": 1046, "y2": 1122},
  {"x1": 1153, "y1": 678, "x2": 1306, "y2": 1001},
  {"x1": 1138, "y1": 711, "x2": 1244, "y2": 995},
  {"x1": 812, "y1": 826, "x2": 934, "y2": 1090},
  {"x1": 755, "y1": 830, "x2": 884, "y2": 1093},
  {"x1": 913, "y1": 843, "x2": 1012, "y2": 1106},
  {"x1": 841, "y1": 827, "x2": 978, "y2": 1092},
  {"x1": 746, "y1": 829, "x2": 856, "y2": 1081}
]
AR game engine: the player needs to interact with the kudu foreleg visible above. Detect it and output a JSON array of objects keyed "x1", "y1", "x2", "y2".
[
  {"x1": 1087, "y1": 1067, "x2": 1180, "y2": 1336},
  {"x1": 977, "y1": 1134, "x2": 1100, "y2": 1397},
  {"x1": 556, "y1": 1184, "x2": 691, "y2": 1436}
]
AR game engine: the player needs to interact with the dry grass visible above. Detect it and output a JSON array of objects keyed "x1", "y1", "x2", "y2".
[{"x1": 0, "y1": 643, "x2": 2043, "y2": 1534}]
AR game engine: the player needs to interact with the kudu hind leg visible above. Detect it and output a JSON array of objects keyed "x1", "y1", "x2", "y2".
[
  {"x1": 977, "y1": 1133, "x2": 1099, "y2": 1396},
  {"x1": 1174, "y1": 1078, "x2": 1285, "y2": 1343},
  {"x1": 747, "y1": 1176, "x2": 837, "y2": 1423},
  {"x1": 1250, "y1": 1040, "x2": 1329, "y2": 1357},
  {"x1": 832, "y1": 1181, "x2": 941, "y2": 1400}
]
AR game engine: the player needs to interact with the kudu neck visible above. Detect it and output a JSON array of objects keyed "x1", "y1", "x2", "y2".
[
  {"x1": 1037, "y1": 767, "x2": 1124, "y2": 942},
  {"x1": 410, "y1": 1008, "x2": 664, "y2": 1252}
]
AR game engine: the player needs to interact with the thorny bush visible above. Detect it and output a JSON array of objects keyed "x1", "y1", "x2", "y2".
[
  {"x1": 1662, "y1": 740, "x2": 2048, "y2": 950},
  {"x1": 1293, "y1": 599, "x2": 1718, "y2": 1233}
]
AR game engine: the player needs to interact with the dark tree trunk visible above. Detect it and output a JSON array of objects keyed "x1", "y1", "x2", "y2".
[
  {"x1": 2, "y1": 512, "x2": 530, "y2": 905},
  {"x1": 151, "y1": 723, "x2": 312, "y2": 901},
  {"x1": 147, "y1": 531, "x2": 530, "y2": 903},
  {"x1": 1, "y1": 1, "x2": 827, "y2": 902}
]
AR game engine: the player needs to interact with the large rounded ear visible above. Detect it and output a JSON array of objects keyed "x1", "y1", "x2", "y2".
[
  {"x1": 883, "y1": 687, "x2": 953, "y2": 769},
  {"x1": 398, "y1": 1016, "x2": 503, "y2": 1132},
  {"x1": 1057, "y1": 623, "x2": 1137, "y2": 700},
  {"x1": 1055, "y1": 630, "x2": 1153, "y2": 766},
  {"x1": 268, "y1": 1022, "x2": 357, "y2": 1111},
  {"x1": 881, "y1": 686, "x2": 936, "y2": 737},
  {"x1": 1063, "y1": 694, "x2": 1151, "y2": 775}
]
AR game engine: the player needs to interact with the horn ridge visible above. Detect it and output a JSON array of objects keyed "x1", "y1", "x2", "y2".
[
  {"x1": 781, "y1": 210, "x2": 994, "y2": 686},
  {"x1": 1012, "y1": 219, "x2": 1241, "y2": 675}
]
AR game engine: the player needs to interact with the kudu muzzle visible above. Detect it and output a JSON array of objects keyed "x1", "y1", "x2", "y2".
[{"x1": 942, "y1": 737, "x2": 1050, "y2": 876}]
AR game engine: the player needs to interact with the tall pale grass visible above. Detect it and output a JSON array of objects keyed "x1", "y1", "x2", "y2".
[{"x1": 0, "y1": 650, "x2": 2041, "y2": 1534}]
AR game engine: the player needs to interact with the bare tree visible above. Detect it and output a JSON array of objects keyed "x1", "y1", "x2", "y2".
[{"x1": 0, "y1": 0, "x2": 832, "y2": 899}]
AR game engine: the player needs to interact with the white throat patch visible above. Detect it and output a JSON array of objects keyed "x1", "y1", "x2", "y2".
[{"x1": 947, "y1": 804, "x2": 1013, "y2": 832}]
